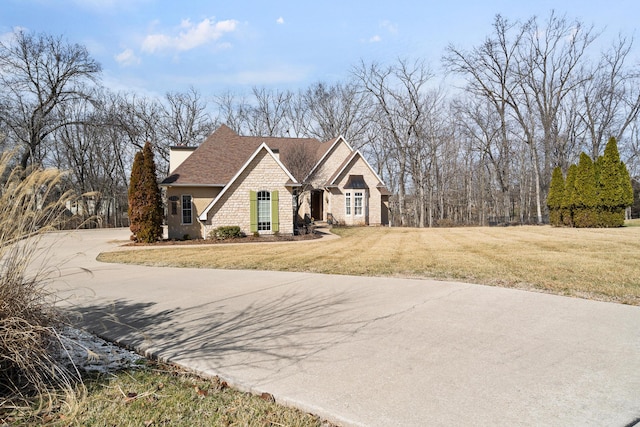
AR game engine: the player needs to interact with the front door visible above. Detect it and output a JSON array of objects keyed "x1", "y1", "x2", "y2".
[{"x1": 311, "y1": 190, "x2": 323, "y2": 221}]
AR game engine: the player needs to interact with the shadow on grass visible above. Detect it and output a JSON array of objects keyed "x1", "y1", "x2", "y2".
[{"x1": 67, "y1": 288, "x2": 368, "y2": 382}]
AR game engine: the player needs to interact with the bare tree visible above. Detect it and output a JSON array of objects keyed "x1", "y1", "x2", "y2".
[
  {"x1": 513, "y1": 12, "x2": 597, "y2": 223},
  {"x1": 213, "y1": 90, "x2": 247, "y2": 133},
  {"x1": 452, "y1": 96, "x2": 518, "y2": 223},
  {"x1": 105, "y1": 92, "x2": 170, "y2": 173},
  {"x1": 246, "y1": 87, "x2": 293, "y2": 136},
  {"x1": 445, "y1": 12, "x2": 601, "y2": 224},
  {"x1": 302, "y1": 81, "x2": 371, "y2": 147},
  {"x1": 0, "y1": 30, "x2": 101, "y2": 169},
  {"x1": 578, "y1": 35, "x2": 640, "y2": 160},
  {"x1": 444, "y1": 15, "x2": 526, "y2": 223},
  {"x1": 159, "y1": 87, "x2": 215, "y2": 148},
  {"x1": 353, "y1": 59, "x2": 441, "y2": 227},
  {"x1": 50, "y1": 89, "x2": 133, "y2": 227}
]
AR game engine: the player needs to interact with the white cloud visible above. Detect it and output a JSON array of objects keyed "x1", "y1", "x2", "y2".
[
  {"x1": 381, "y1": 20, "x2": 398, "y2": 34},
  {"x1": 369, "y1": 35, "x2": 382, "y2": 43},
  {"x1": 114, "y1": 48, "x2": 141, "y2": 66},
  {"x1": 276, "y1": 17, "x2": 284, "y2": 25},
  {"x1": 141, "y1": 17, "x2": 238, "y2": 53}
]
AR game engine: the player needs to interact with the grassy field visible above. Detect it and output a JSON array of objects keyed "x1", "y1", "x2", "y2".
[
  {"x1": 98, "y1": 222, "x2": 640, "y2": 305},
  {"x1": 4, "y1": 360, "x2": 330, "y2": 426},
  {"x1": 79, "y1": 361, "x2": 329, "y2": 427}
]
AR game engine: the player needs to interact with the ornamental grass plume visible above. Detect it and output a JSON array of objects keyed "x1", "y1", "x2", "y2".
[{"x1": 0, "y1": 149, "x2": 82, "y2": 422}]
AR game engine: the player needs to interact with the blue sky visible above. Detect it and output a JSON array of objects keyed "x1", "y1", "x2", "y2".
[{"x1": 3, "y1": 0, "x2": 639, "y2": 97}]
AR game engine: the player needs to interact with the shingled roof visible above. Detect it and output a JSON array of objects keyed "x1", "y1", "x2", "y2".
[{"x1": 161, "y1": 125, "x2": 330, "y2": 185}]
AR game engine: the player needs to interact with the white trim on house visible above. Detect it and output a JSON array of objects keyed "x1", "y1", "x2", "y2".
[
  {"x1": 198, "y1": 142, "x2": 298, "y2": 221},
  {"x1": 181, "y1": 194, "x2": 193, "y2": 225},
  {"x1": 303, "y1": 135, "x2": 354, "y2": 182},
  {"x1": 160, "y1": 183, "x2": 225, "y2": 188}
]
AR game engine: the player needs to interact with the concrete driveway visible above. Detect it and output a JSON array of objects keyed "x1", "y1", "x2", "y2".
[{"x1": 45, "y1": 228, "x2": 640, "y2": 426}]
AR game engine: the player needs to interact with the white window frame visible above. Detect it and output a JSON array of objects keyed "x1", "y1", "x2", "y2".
[
  {"x1": 257, "y1": 190, "x2": 271, "y2": 231},
  {"x1": 354, "y1": 192, "x2": 363, "y2": 216},
  {"x1": 181, "y1": 195, "x2": 193, "y2": 225},
  {"x1": 345, "y1": 192, "x2": 351, "y2": 215}
]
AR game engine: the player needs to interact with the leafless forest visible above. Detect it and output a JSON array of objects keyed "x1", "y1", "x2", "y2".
[{"x1": 2, "y1": 12, "x2": 639, "y2": 227}]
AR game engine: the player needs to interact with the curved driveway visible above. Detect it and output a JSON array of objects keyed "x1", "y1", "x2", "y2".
[{"x1": 46, "y1": 228, "x2": 640, "y2": 427}]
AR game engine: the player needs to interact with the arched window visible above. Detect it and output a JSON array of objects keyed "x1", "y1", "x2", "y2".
[
  {"x1": 257, "y1": 190, "x2": 271, "y2": 231},
  {"x1": 250, "y1": 190, "x2": 279, "y2": 233}
]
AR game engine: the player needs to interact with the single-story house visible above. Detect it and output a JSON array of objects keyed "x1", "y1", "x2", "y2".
[{"x1": 161, "y1": 124, "x2": 390, "y2": 239}]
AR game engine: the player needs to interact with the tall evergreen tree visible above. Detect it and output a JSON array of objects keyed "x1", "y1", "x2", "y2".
[
  {"x1": 547, "y1": 166, "x2": 565, "y2": 226},
  {"x1": 620, "y1": 162, "x2": 634, "y2": 208},
  {"x1": 598, "y1": 137, "x2": 624, "y2": 226},
  {"x1": 561, "y1": 164, "x2": 578, "y2": 227},
  {"x1": 128, "y1": 142, "x2": 163, "y2": 242},
  {"x1": 572, "y1": 153, "x2": 598, "y2": 227},
  {"x1": 597, "y1": 137, "x2": 634, "y2": 226}
]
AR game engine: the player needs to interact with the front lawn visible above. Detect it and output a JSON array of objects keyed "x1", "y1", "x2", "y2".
[{"x1": 98, "y1": 224, "x2": 640, "y2": 305}]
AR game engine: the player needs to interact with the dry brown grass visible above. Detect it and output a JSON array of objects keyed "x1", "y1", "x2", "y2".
[
  {"x1": 74, "y1": 360, "x2": 331, "y2": 427},
  {"x1": 98, "y1": 222, "x2": 640, "y2": 305},
  {"x1": 0, "y1": 150, "x2": 82, "y2": 422}
]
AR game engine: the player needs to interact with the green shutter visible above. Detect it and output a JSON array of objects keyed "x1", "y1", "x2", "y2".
[
  {"x1": 271, "y1": 190, "x2": 279, "y2": 232},
  {"x1": 250, "y1": 190, "x2": 257, "y2": 233}
]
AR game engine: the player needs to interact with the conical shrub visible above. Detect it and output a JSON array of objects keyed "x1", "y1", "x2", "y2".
[
  {"x1": 547, "y1": 166, "x2": 565, "y2": 226},
  {"x1": 561, "y1": 164, "x2": 577, "y2": 226},
  {"x1": 572, "y1": 153, "x2": 598, "y2": 227},
  {"x1": 128, "y1": 142, "x2": 163, "y2": 242}
]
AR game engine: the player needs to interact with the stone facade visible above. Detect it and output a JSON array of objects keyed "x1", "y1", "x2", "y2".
[
  {"x1": 301, "y1": 138, "x2": 353, "y2": 222},
  {"x1": 161, "y1": 126, "x2": 389, "y2": 239},
  {"x1": 300, "y1": 139, "x2": 389, "y2": 226},
  {"x1": 308, "y1": 139, "x2": 352, "y2": 188},
  {"x1": 202, "y1": 149, "x2": 295, "y2": 236},
  {"x1": 330, "y1": 156, "x2": 386, "y2": 226}
]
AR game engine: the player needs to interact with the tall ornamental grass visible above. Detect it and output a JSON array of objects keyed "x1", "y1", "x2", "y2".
[{"x1": 0, "y1": 150, "x2": 81, "y2": 421}]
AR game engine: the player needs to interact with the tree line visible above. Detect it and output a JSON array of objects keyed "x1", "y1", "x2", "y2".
[{"x1": 1, "y1": 11, "x2": 639, "y2": 228}]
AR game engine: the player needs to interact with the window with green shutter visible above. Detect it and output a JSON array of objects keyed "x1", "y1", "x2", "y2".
[{"x1": 250, "y1": 190, "x2": 279, "y2": 233}]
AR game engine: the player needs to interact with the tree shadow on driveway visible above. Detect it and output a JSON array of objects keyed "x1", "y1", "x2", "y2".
[{"x1": 66, "y1": 288, "x2": 369, "y2": 382}]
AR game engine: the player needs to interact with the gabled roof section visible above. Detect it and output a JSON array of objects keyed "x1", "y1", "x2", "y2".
[
  {"x1": 304, "y1": 135, "x2": 353, "y2": 182},
  {"x1": 199, "y1": 143, "x2": 298, "y2": 221},
  {"x1": 327, "y1": 150, "x2": 387, "y2": 188},
  {"x1": 162, "y1": 124, "x2": 324, "y2": 186},
  {"x1": 162, "y1": 125, "x2": 249, "y2": 186}
]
